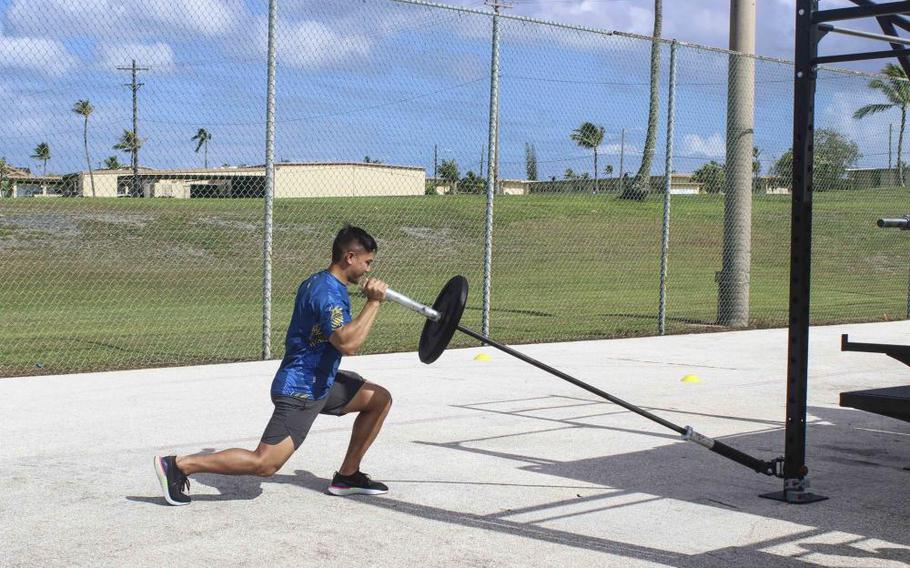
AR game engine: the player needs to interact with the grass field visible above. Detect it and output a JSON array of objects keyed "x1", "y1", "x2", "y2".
[{"x1": 1, "y1": 189, "x2": 907, "y2": 377}]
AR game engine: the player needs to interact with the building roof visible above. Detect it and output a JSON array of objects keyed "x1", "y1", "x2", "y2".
[
  {"x1": 2, "y1": 164, "x2": 34, "y2": 178},
  {"x1": 272, "y1": 161, "x2": 424, "y2": 172},
  {"x1": 73, "y1": 162, "x2": 424, "y2": 177}
]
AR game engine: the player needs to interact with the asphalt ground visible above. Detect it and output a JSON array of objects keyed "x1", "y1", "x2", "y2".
[{"x1": 2, "y1": 321, "x2": 908, "y2": 567}]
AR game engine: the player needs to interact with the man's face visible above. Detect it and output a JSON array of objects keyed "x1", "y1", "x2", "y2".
[{"x1": 344, "y1": 249, "x2": 374, "y2": 284}]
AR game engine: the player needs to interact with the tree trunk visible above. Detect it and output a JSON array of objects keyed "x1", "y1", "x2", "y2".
[
  {"x1": 593, "y1": 148, "x2": 599, "y2": 194},
  {"x1": 204, "y1": 141, "x2": 209, "y2": 169},
  {"x1": 84, "y1": 117, "x2": 95, "y2": 197},
  {"x1": 899, "y1": 106, "x2": 906, "y2": 186},
  {"x1": 628, "y1": 0, "x2": 662, "y2": 199}
]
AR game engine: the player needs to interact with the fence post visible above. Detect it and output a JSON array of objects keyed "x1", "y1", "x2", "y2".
[
  {"x1": 658, "y1": 40, "x2": 677, "y2": 336},
  {"x1": 262, "y1": 0, "x2": 278, "y2": 360},
  {"x1": 482, "y1": 3, "x2": 503, "y2": 337}
]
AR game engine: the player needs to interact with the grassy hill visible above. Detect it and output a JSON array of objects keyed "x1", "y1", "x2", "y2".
[{"x1": 1, "y1": 189, "x2": 907, "y2": 376}]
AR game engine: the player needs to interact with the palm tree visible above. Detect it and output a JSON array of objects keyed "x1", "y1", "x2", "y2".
[
  {"x1": 72, "y1": 99, "x2": 95, "y2": 197},
  {"x1": 31, "y1": 142, "x2": 51, "y2": 175},
  {"x1": 191, "y1": 128, "x2": 212, "y2": 168},
  {"x1": 627, "y1": 0, "x2": 662, "y2": 199},
  {"x1": 113, "y1": 129, "x2": 142, "y2": 160},
  {"x1": 570, "y1": 122, "x2": 605, "y2": 194},
  {"x1": 0, "y1": 157, "x2": 10, "y2": 197},
  {"x1": 103, "y1": 156, "x2": 123, "y2": 169},
  {"x1": 854, "y1": 63, "x2": 910, "y2": 186},
  {"x1": 113, "y1": 129, "x2": 142, "y2": 196}
]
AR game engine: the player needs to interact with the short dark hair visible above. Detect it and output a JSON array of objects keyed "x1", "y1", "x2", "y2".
[{"x1": 332, "y1": 225, "x2": 378, "y2": 263}]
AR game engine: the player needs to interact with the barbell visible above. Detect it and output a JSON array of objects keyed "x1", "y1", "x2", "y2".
[{"x1": 383, "y1": 276, "x2": 783, "y2": 478}]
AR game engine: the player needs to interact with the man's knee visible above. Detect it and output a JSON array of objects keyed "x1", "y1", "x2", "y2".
[
  {"x1": 252, "y1": 441, "x2": 292, "y2": 477},
  {"x1": 254, "y1": 458, "x2": 281, "y2": 477},
  {"x1": 373, "y1": 385, "x2": 392, "y2": 411}
]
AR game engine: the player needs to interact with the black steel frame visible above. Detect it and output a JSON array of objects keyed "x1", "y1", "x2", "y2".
[{"x1": 766, "y1": 0, "x2": 910, "y2": 504}]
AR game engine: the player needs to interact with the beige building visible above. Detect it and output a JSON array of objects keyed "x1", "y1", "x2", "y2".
[
  {"x1": 53, "y1": 162, "x2": 425, "y2": 199},
  {"x1": 429, "y1": 179, "x2": 529, "y2": 195},
  {"x1": 0, "y1": 164, "x2": 68, "y2": 198}
]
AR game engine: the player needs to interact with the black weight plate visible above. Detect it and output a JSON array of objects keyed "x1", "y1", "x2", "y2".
[{"x1": 418, "y1": 275, "x2": 468, "y2": 364}]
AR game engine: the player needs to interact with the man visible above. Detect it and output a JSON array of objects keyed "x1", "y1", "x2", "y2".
[{"x1": 155, "y1": 225, "x2": 392, "y2": 505}]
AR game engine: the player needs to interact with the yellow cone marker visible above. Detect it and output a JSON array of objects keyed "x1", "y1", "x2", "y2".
[
  {"x1": 474, "y1": 353, "x2": 491, "y2": 361},
  {"x1": 681, "y1": 374, "x2": 701, "y2": 383}
]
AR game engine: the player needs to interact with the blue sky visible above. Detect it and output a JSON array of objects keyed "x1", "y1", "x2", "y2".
[{"x1": 0, "y1": 0, "x2": 902, "y2": 178}]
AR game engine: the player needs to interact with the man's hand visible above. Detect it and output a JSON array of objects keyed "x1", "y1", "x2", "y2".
[{"x1": 361, "y1": 277, "x2": 388, "y2": 302}]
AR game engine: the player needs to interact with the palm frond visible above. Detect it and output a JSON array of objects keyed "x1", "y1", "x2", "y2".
[{"x1": 853, "y1": 103, "x2": 894, "y2": 119}]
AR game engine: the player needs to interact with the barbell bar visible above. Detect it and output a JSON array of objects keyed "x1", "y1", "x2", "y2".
[
  {"x1": 384, "y1": 288, "x2": 441, "y2": 321},
  {"x1": 383, "y1": 276, "x2": 782, "y2": 478}
]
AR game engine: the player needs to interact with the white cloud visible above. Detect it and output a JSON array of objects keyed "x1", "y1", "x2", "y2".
[
  {"x1": 683, "y1": 132, "x2": 725, "y2": 158},
  {"x1": 0, "y1": 34, "x2": 77, "y2": 76},
  {"x1": 6, "y1": 0, "x2": 244, "y2": 40},
  {"x1": 280, "y1": 20, "x2": 371, "y2": 69},
  {"x1": 98, "y1": 42, "x2": 176, "y2": 72},
  {"x1": 442, "y1": 0, "x2": 893, "y2": 68},
  {"x1": 233, "y1": 16, "x2": 373, "y2": 70}
]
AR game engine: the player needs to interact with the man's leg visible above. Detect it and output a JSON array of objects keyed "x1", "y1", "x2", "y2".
[
  {"x1": 337, "y1": 382, "x2": 392, "y2": 476},
  {"x1": 176, "y1": 436, "x2": 296, "y2": 477},
  {"x1": 156, "y1": 396, "x2": 320, "y2": 505},
  {"x1": 155, "y1": 437, "x2": 296, "y2": 505}
]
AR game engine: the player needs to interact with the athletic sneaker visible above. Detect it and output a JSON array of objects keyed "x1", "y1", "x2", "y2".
[
  {"x1": 154, "y1": 455, "x2": 191, "y2": 506},
  {"x1": 327, "y1": 470, "x2": 388, "y2": 496}
]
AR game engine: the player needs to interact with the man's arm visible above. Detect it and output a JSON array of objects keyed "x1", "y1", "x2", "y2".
[{"x1": 329, "y1": 278, "x2": 386, "y2": 356}]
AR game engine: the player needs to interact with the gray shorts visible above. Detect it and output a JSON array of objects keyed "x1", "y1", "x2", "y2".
[{"x1": 261, "y1": 370, "x2": 365, "y2": 449}]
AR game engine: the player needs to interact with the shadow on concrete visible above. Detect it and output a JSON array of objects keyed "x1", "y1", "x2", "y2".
[{"x1": 127, "y1": 399, "x2": 909, "y2": 566}]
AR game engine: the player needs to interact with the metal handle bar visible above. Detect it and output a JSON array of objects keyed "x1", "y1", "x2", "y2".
[
  {"x1": 877, "y1": 216, "x2": 910, "y2": 229},
  {"x1": 383, "y1": 287, "x2": 441, "y2": 321}
]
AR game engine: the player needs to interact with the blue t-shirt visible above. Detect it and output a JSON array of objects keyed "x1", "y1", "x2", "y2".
[{"x1": 271, "y1": 270, "x2": 353, "y2": 399}]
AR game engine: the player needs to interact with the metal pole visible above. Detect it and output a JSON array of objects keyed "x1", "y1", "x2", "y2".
[
  {"x1": 906, "y1": 262, "x2": 910, "y2": 320},
  {"x1": 131, "y1": 60, "x2": 139, "y2": 197},
  {"x1": 619, "y1": 128, "x2": 626, "y2": 193},
  {"x1": 719, "y1": 0, "x2": 756, "y2": 327},
  {"x1": 455, "y1": 323, "x2": 776, "y2": 475},
  {"x1": 482, "y1": 2, "x2": 504, "y2": 337},
  {"x1": 262, "y1": 0, "x2": 278, "y2": 360},
  {"x1": 760, "y1": 0, "x2": 826, "y2": 504},
  {"x1": 659, "y1": 41, "x2": 677, "y2": 336}
]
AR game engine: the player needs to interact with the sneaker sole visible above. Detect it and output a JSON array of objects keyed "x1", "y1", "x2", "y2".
[
  {"x1": 153, "y1": 456, "x2": 190, "y2": 506},
  {"x1": 327, "y1": 485, "x2": 388, "y2": 496}
]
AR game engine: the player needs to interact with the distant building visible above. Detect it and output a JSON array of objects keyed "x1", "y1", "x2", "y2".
[
  {"x1": 0, "y1": 164, "x2": 68, "y2": 198},
  {"x1": 845, "y1": 167, "x2": 901, "y2": 188},
  {"x1": 12, "y1": 162, "x2": 425, "y2": 199},
  {"x1": 525, "y1": 173, "x2": 703, "y2": 194}
]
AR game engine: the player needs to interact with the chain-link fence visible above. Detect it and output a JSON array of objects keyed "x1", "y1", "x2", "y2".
[{"x1": 1, "y1": 0, "x2": 907, "y2": 377}]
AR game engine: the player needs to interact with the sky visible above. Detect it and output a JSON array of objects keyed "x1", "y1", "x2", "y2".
[{"x1": 0, "y1": 0, "x2": 904, "y2": 179}]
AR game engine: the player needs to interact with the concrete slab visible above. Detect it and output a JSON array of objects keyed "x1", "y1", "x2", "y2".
[{"x1": 1, "y1": 322, "x2": 908, "y2": 567}]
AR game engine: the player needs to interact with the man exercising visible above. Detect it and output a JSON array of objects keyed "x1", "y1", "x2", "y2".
[{"x1": 155, "y1": 225, "x2": 392, "y2": 505}]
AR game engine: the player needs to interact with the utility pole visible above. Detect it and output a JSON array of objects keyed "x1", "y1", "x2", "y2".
[
  {"x1": 482, "y1": 0, "x2": 510, "y2": 337},
  {"x1": 719, "y1": 0, "x2": 756, "y2": 327},
  {"x1": 118, "y1": 59, "x2": 148, "y2": 197},
  {"x1": 433, "y1": 144, "x2": 438, "y2": 186}
]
